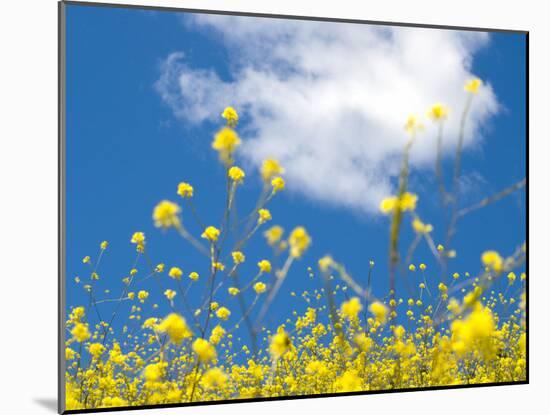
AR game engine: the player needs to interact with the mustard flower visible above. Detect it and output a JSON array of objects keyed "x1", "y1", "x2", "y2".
[
  {"x1": 232, "y1": 251, "x2": 245, "y2": 264},
  {"x1": 258, "y1": 208, "x2": 272, "y2": 224},
  {"x1": 152, "y1": 200, "x2": 181, "y2": 229},
  {"x1": 318, "y1": 255, "x2": 334, "y2": 272},
  {"x1": 481, "y1": 250, "x2": 504, "y2": 273},
  {"x1": 427, "y1": 103, "x2": 449, "y2": 121},
  {"x1": 164, "y1": 289, "x2": 177, "y2": 301},
  {"x1": 341, "y1": 297, "x2": 362, "y2": 320},
  {"x1": 464, "y1": 78, "x2": 483, "y2": 94},
  {"x1": 269, "y1": 327, "x2": 291, "y2": 358},
  {"x1": 369, "y1": 301, "x2": 388, "y2": 324},
  {"x1": 264, "y1": 225, "x2": 284, "y2": 246},
  {"x1": 177, "y1": 182, "x2": 194, "y2": 198},
  {"x1": 254, "y1": 282, "x2": 267, "y2": 294},
  {"x1": 168, "y1": 267, "x2": 183, "y2": 280},
  {"x1": 271, "y1": 176, "x2": 285, "y2": 192},
  {"x1": 71, "y1": 323, "x2": 90, "y2": 343},
  {"x1": 201, "y1": 225, "x2": 220, "y2": 242},
  {"x1": 193, "y1": 338, "x2": 216, "y2": 362},
  {"x1": 228, "y1": 166, "x2": 245, "y2": 183},
  {"x1": 155, "y1": 313, "x2": 192, "y2": 344},
  {"x1": 289, "y1": 226, "x2": 311, "y2": 258},
  {"x1": 137, "y1": 290, "x2": 149, "y2": 303},
  {"x1": 228, "y1": 287, "x2": 240, "y2": 296},
  {"x1": 188, "y1": 271, "x2": 199, "y2": 281},
  {"x1": 261, "y1": 159, "x2": 285, "y2": 181},
  {"x1": 100, "y1": 241, "x2": 108, "y2": 250},
  {"x1": 221, "y1": 106, "x2": 238, "y2": 126},
  {"x1": 212, "y1": 127, "x2": 241, "y2": 164},
  {"x1": 258, "y1": 259, "x2": 272, "y2": 273},
  {"x1": 216, "y1": 307, "x2": 231, "y2": 321}
]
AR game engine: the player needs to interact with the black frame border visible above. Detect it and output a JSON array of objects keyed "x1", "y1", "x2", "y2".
[{"x1": 58, "y1": 1, "x2": 529, "y2": 414}]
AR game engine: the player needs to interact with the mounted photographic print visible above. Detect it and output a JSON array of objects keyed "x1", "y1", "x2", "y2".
[{"x1": 59, "y1": 1, "x2": 528, "y2": 413}]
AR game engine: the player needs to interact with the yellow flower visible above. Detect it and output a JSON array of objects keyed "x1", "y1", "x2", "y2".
[
  {"x1": 201, "y1": 367, "x2": 228, "y2": 390},
  {"x1": 254, "y1": 282, "x2": 267, "y2": 294},
  {"x1": 341, "y1": 297, "x2": 362, "y2": 320},
  {"x1": 464, "y1": 78, "x2": 483, "y2": 94},
  {"x1": 65, "y1": 347, "x2": 76, "y2": 360},
  {"x1": 216, "y1": 307, "x2": 231, "y2": 321},
  {"x1": 232, "y1": 251, "x2": 245, "y2": 264},
  {"x1": 137, "y1": 290, "x2": 149, "y2": 303},
  {"x1": 412, "y1": 217, "x2": 433, "y2": 234},
  {"x1": 271, "y1": 176, "x2": 285, "y2": 192},
  {"x1": 258, "y1": 208, "x2": 272, "y2": 224},
  {"x1": 318, "y1": 255, "x2": 333, "y2": 272},
  {"x1": 289, "y1": 226, "x2": 311, "y2": 258},
  {"x1": 100, "y1": 241, "x2": 108, "y2": 250},
  {"x1": 82, "y1": 256, "x2": 91, "y2": 264},
  {"x1": 369, "y1": 301, "x2": 388, "y2": 324},
  {"x1": 177, "y1": 182, "x2": 194, "y2": 198},
  {"x1": 451, "y1": 304, "x2": 495, "y2": 357},
  {"x1": 212, "y1": 261, "x2": 225, "y2": 271},
  {"x1": 481, "y1": 250, "x2": 504, "y2": 273},
  {"x1": 189, "y1": 271, "x2": 199, "y2": 281},
  {"x1": 155, "y1": 263, "x2": 165, "y2": 273},
  {"x1": 427, "y1": 103, "x2": 449, "y2": 121},
  {"x1": 155, "y1": 313, "x2": 192, "y2": 344},
  {"x1": 257, "y1": 259, "x2": 272, "y2": 273},
  {"x1": 335, "y1": 370, "x2": 362, "y2": 392},
  {"x1": 409, "y1": 264, "x2": 416, "y2": 272},
  {"x1": 209, "y1": 325, "x2": 226, "y2": 345},
  {"x1": 164, "y1": 289, "x2": 177, "y2": 301},
  {"x1": 143, "y1": 362, "x2": 166, "y2": 382},
  {"x1": 261, "y1": 159, "x2": 285, "y2": 181},
  {"x1": 354, "y1": 333, "x2": 373, "y2": 352},
  {"x1": 193, "y1": 338, "x2": 216, "y2": 362},
  {"x1": 153, "y1": 200, "x2": 181, "y2": 228},
  {"x1": 380, "y1": 193, "x2": 417, "y2": 214},
  {"x1": 404, "y1": 115, "x2": 423, "y2": 135},
  {"x1": 71, "y1": 323, "x2": 91, "y2": 343},
  {"x1": 221, "y1": 106, "x2": 239, "y2": 126},
  {"x1": 168, "y1": 267, "x2": 183, "y2": 280},
  {"x1": 270, "y1": 327, "x2": 291, "y2": 358},
  {"x1": 88, "y1": 343, "x2": 105, "y2": 359},
  {"x1": 264, "y1": 225, "x2": 284, "y2": 246},
  {"x1": 507, "y1": 272, "x2": 516, "y2": 285},
  {"x1": 212, "y1": 127, "x2": 241, "y2": 164},
  {"x1": 228, "y1": 166, "x2": 245, "y2": 183},
  {"x1": 201, "y1": 225, "x2": 220, "y2": 242},
  {"x1": 228, "y1": 287, "x2": 240, "y2": 296}
]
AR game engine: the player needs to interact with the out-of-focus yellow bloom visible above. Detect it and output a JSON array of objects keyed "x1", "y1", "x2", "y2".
[
  {"x1": 82, "y1": 256, "x2": 91, "y2": 264},
  {"x1": 143, "y1": 362, "x2": 166, "y2": 382},
  {"x1": 155, "y1": 263, "x2": 164, "y2": 273},
  {"x1": 228, "y1": 287, "x2": 240, "y2": 296},
  {"x1": 271, "y1": 176, "x2": 285, "y2": 192},
  {"x1": 153, "y1": 200, "x2": 181, "y2": 229},
  {"x1": 254, "y1": 282, "x2": 267, "y2": 294},
  {"x1": 216, "y1": 307, "x2": 231, "y2": 321},
  {"x1": 270, "y1": 327, "x2": 291, "y2": 358},
  {"x1": 201, "y1": 367, "x2": 228, "y2": 390},
  {"x1": 258, "y1": 259, "x2": 272, "y2": 273},
  {"x1": 420, "y1": 263, "x2": 426, "y2": 271},
  {"x1": 481, "y1": 250, "x2": 504, "y2": 273},
  {"x1": 380, "y1": 192, "x2": 418, "y2": 214},
  {"x1": 318, "y1": 255, "x2": 333, "y2": 272},
  {"x1": 261, "y1": 159, "x2": 285, "y2": 181},
  {"x1": 264, "y1": 225, "x2": 284, "y2": 246},
  {"x1": 341, "y1": 297, "x2": 362, "y2": 320},
  {"x1": 451, "y1": 304, "x2": 495, "y2": 357},
  {"x1": 209, "y1": 325, "x2": 226, "y2": 345},
  {"x1": 201, "y1": 226, "x2": 220, "y2": 242},
  {"x1": 71, "y1": 323, "x2": 90, "y2": 342},
  {"x1": 404, "y1": 115, "x2": 423, "y2": 135},
  {"x1": 156, "y1": 313, "x2": 192, "y2": 344},
  {"x1": 65, "y1": 347, "x2": 76, "y2": 360},
  {"x1": 221, "y1": 106, "x2": 239, "y2": 126},
  {"x1": 212, "y1": 127, "x2": 241, "y2": 164},
  {"x1": 412, "y1": 217, "x2": 433, "y2": 234},
  {"x1": 164, "y1": 289, "x2": 177, "y2": 301},
  {"x1": 130, "y1": 231, "x2": 145, "y2": 249},
  {"x1": 427, "y1": 103, "x2": 449, "y2": 121},
  {"x1": 212, "y1": 262, "x2": 225, "y2": 271},
  {"x1": 258, "y1": 208, "x2": 272, "y2": 224},
  {"x1": 508, "y1": 272, "x2": 516, "y2": 285},
  {"x1": 88, "y1": 343, "x2": 105, "y2": 359},
  {"x1": 289, "y1": 226, "x2": 311, "y2": 258},
  {"x1": 177, "y1": 182, "x2": 194, "y2": 198},
  {"x1": 369, "y1": 301, "x2": 388, "y2": 324},
  {"x1": 189, "y1": 271, "x2": 199, "y2": 281},
  {"x1": 464, "y1": 78, "x2": 483, "y2": 94},
  {"x1": 193, "y1": 338, "x2": 216, "y2": 362},
  {"x1": 137, "y1": 290, "x2": 149, "y2": 303},
  {"x1": 168, "y1": 267, "x2": 183, "y2": 280},
  {"x1": 232, "y1": 251, "x2": 245, "y2": 264},
  {"x1": 228, "y1": 166, "x2": 245, "y2": 183},
  {"x1": 100, "y1": 241, "x2": 108, "y2": 250}
]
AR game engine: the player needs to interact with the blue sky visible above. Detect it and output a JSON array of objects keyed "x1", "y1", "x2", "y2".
[{"x1": 65, "y1": 4, "x2": 526, "y2": 342}]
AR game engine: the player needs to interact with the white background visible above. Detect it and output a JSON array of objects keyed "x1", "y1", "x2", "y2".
[{"x1": 0, "y1": 0, "x2": 544, "y2": 414}]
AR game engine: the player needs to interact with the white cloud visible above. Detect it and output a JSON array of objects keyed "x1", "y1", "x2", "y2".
[{"x1": 156, "y1": 15, "x2": 498, "y2": 214}]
